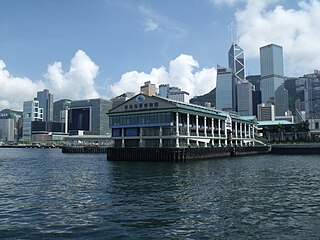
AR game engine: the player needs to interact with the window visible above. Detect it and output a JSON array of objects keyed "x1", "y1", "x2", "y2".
[
  {"x1": 125, "y1": 105, "x2": 128, "y2": 110},
  {"x1": 139, "y1": 104, "x2": 143, "y2": 108},
  {"x1": 149, "y1": 103, "x2": 154, "y2": 107},
  {"x1": 154, "y1": 102, "x2": 159, "y2": 107},
  {"x1": 129, "y1": 105, "x2": 133, "y2": 109},
  {"x1": 144, "y1": 103, "x2": 148, "y2": 108},
  {"x1": 134, "y1": 104, "x2": 138, "y2": 109}
]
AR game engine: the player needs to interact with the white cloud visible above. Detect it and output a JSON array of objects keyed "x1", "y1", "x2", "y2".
[
  {"x1": 0, "y1": 50, "x2": 101, "y2": 111},
  {"x1": 109, "y1": 54, "x2": 216, "y2": 98},
  {"x1": 45, "y1": 50, "x2": 100, "y2": 100},
  {"x1": 144, "y1": 18, "x2": 159, "y2": 32},
  {"x1": 0, "y1": 60, "x2": 45, "y2": 110},
  {"x1": 234, "y1": 0, "x2": 320, "y2": 75}
]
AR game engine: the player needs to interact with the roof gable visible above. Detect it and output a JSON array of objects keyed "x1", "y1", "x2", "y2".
[{"x1": 108, "y1": 94, "x2": 177, "y2": 114}]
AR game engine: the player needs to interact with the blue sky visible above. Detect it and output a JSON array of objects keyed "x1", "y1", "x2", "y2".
[{"x1": 1, "y1": 0, "x2": 320, "y2": 110}]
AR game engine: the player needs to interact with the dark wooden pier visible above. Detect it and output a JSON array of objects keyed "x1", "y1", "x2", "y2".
[
  {"x1": 106, "y1": 145, "x2": 270, "y2": 161},
  {"x1": 62, "y1": 146, "x2": 108, "y2": 153},
  {"x1": 271, "y1": 144, "x2": 320, "y2": 155}
]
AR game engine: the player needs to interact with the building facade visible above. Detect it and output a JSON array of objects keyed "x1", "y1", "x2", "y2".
[
  {"x1": 140, "y1": 81, "x2": 157, "y2": 96},
  {"x1": 37, "y1": 89, "x2": 53, "y2": 122},
  {"x1": 159, "y1": 84, "x2": 190, "y2": 103},
  {"x1": 69, "y1": 98, "x2": 112, "y2": 135},
  {"x1": 23, "y1": 99, "x2": 43, "y2": 141},
  {"x1": 257, "y1": 103, "x2": 275, "y2": 121},
  {"x1": 108, "y1": 94, "x2": 257, "y2": 148},
  {"x1": 228, "y1": 42, "x2": 245, "y2": 82},
  {"x1": 260, "y1": 44, "x2": 285, "y2": 108},
  {"x1": 215, "y1": 67, "x2": 237, "y2": 111},
  {"x1": 237, "y1": 81, "x2": 253, "y2": 116}
]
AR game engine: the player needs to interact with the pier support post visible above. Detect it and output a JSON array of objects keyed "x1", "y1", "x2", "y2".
[
  {"x1": 204, "y1": 117, "x2": 207, "y2": 147},
  {"x1": 187, "y1": 114, "x2": 190, "y2": 146},
  {"x1": 212, "y1": 118, "x2": 215, "y2": 147},
  {"x1": 196, "y1": 115, "x2": 199, "y2": 147},
  {"x1": 176, "y1": 112, "x2": 180, "y2": 147}
]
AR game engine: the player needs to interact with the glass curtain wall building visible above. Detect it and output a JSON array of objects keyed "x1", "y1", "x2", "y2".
[
  {"x1": 260, "y1": 44, "x2": 285, "y2": 105},
  {"x1": 216, "y1": 67, "x2": 237, "y2": 111},
  {"x1": 228, "y1": 42, "x2": 245, "y2": 82},
  {"x1": 37, "y1": 89, "x2": 53, "y2": 122}
]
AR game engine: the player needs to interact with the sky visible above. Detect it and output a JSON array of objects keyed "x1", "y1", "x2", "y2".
[{"x1": 1, "y1": 0, "x2": 320, "y2": 110}]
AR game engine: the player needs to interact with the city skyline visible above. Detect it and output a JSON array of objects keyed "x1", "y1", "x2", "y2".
[{"x1": 1, "y1": 0, "x2": 320, "y2": 111}]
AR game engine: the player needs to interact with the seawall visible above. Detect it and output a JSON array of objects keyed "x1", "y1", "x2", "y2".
[{"x1": 271, "y1": 144, "x2": 320, "y2": 155}]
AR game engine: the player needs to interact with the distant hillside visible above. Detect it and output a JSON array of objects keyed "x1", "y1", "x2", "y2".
[{"x1": 190, "y1": 89, "x2": 216, "y2": 107}]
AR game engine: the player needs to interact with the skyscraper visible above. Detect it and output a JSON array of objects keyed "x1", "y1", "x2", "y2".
[
  {"x1": 215, "y1": 66, "x2": 237, "y2": 111},
  {"x1": 228, "y1": 42, "x2": 245, "y2": 82},
  {"x1": 260, "y1": 44, "x2": 284, "y2": 104},
  {"x1": 22, "y1": 99, "x2": 43, "y2": 141},
  {"x1": 236, "y1": 81, "x2": 253, "y2": 116},
  {"x1": 37, "y1": 89, "x2": 53, "y2": 122}
]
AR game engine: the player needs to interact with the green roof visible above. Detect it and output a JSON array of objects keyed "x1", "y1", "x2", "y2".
[{"x1": 257, "y1": 120, "x2": 293, "y2": 126}]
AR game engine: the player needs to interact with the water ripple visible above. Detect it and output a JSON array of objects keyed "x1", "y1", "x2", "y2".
[{"x1": 1, "y1": 149, "x2": 320, "y2": 239}]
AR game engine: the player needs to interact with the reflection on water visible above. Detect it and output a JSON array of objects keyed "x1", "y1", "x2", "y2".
[{"x1": 0, "y1": 148, "x2": 320, "y2": 239}]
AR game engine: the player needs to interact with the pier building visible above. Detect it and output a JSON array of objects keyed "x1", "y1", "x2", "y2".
[{"x1": 107, "y1": 94, "x2": 257, "y2": 149}]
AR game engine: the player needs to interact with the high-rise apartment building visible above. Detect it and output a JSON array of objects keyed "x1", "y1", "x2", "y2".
[
  {"x1": 159, "y1": 84, "x2": 190, "y2": 103},
  {"x1": 215, "y1": 67, "x2": 237, "y2": 111},
  {"x1": 260, "y1": 44, "x2": 285, "y2": 105},
  {"x1": 140, "y1": 81, "x2": 157, "y2": 96},
  {"x1": 37, "y1": 89, "x2": 53, "y2": 122},
  {"x1": 228, "y1": 42, "x2": 245, "y2": 82}
]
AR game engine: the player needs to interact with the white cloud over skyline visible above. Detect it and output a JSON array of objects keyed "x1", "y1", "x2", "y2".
[
  {"x1": 0, "y1": 52, "x2": 215, "y2": 111},
  {"x1": 109, "y1": 54, "x2": 216, "y2": 98},
  {"x1": 0, "y1": 50, "x2": 100, "y2": 111},
  {"x1": 213, "y1": 0, "x2": 320, "y2": 76}
]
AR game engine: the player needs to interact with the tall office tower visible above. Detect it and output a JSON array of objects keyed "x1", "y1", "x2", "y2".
[
  {"x1": 236, "y1": 81, "x2": 253, "y2": 116},
  {"x1": 37, "y1": 89, "x2": 53, "y2": 122},
  {"x1": 303, "y1": 70, "x2": 320, "y2": 126},
  {"x1": 228, "y1": 42, "x2": 245, "y2": 82},
  {"x1": 22, "y1": 99, "x2": 43, "y2": 141},
  {"x1": 260, "y1": 44, "x2": 285, "y2": 106},
  {"x1": 140, "y1": 81, "x2": 157, "y2": 96},
  {"x1": 257, "y1": 103, "x2": 275, "y2": 121},
  {"x1": 275, "y1": 83, "x2": 289, "y2": 116},
  {"x1": 216, "y1": 66, "x2": 237, "y2": 111}
]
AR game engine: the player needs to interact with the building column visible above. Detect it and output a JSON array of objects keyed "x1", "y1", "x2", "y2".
[
  {"x1": 187, "y1": 113, "x2": 190, "y2": 146},
  {"x1": 204, "y1": 117, "x2": 207, "y2": 147},
  {"x1": 240, "y1": 123, "x2": 243, "y2": 146},
  {"x1": 121, "y1": 128, "x2": 125, "y2": 148},
  {"x1": 248, "y1": 124, "x2": 251, "y2": 146},
  {"x1": 159, "y1": 126, "x2": 163, "y2": 148},
  {"x1": 235, "y1": 122, "x2": 238, "y2": 146},
  {"x1": 196, "y1": 115, "x2": 199, "y2": 146},
  {"x1": 252, "y1": 126, "x2": 255, "y2": 146},
  {"x1": 176, "y1": 112, "x2": 180, "y2": 147},
  {"x1": 224, "y1": 120, "x2": 227, "y2": 146},
  {"x1": 211, "y1": 118, "x2": 215, "y2": 147},
  {"x1": 244, "y1": 124, "x2": 247, "y2": 145},
  {"x1": 139, "y1": 127, "x2": 143, "y2": 147},
  {"x1": 218, "y1": 119, "x2": 221, "y2": 147}
]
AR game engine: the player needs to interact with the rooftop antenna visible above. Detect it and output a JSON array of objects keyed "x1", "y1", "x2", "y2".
[{"x1": 228, "y1": 22, "x2": 236, "y2": 44}]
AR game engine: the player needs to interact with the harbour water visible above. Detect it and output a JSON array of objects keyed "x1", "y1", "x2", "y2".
[{"x1": 1, "y1": 148, "x2": 320, "y2": 239}]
